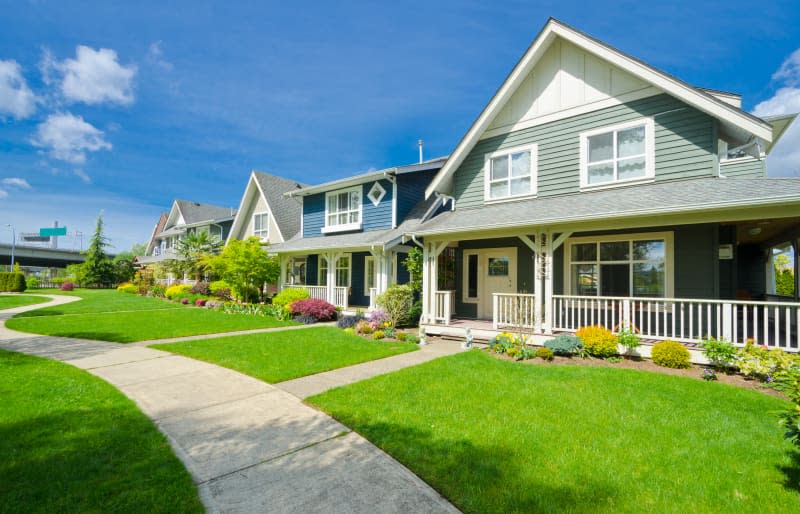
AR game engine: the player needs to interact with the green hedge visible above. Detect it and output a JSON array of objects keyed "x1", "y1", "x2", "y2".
[{"x1": 0, "y1": 272, "x2": 27, "y2": 292}]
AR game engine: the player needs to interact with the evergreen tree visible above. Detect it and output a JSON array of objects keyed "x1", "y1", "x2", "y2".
[{"x1": 83, "y1": 213, "x2": 116, "y2": 287}]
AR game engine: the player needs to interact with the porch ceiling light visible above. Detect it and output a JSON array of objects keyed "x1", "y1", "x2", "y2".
[{"x1": 748, "y1": 227, "x2": 762, "y2": 236}]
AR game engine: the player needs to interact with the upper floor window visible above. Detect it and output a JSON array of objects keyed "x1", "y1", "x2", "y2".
[
  {"x1": 323, "y1": 187, "x2": 361, "y2": 233},
  {"x1": 580, "y1": 118, "x2": 654, "y2": 189},
  {"x1": 253, "y1": 212, "x2": 269, "y2": 239},
  {"x1": 484, "y1": 144, "x2": 537, "y2": 201}
]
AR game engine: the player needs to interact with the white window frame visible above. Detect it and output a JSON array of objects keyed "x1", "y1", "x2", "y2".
[
  {"x1": 563, "y1": 231, "x2": 674, "y2": 298},
  {"x1": 253, "y1": 211, "x2": 270, "y2": 240},
  {"x1": 483, "y1": 143, "x2": 537, "y2": 203},
  {"x1": 286, "y1": 257, "x2": 307, "y2": 286},
  {"x1": 322, "y1": 186, "x2": 362, "y2": 233},
  {"x1": 318, "y1": 254, "x2": 351, "y2": 287},
  {"x1": 462, "y1": 250, "x2": 480, "y2": 304},
  {"x1": 579, "y1": 117, "x2": 655, "y2": 190},
  {"x1": 364, "y1": 256, "x2": 376, "y2": 296}
]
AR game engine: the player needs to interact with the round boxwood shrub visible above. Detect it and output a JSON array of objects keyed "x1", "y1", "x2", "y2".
[
  {"x1": 272, "y1": 288, "x2": 310, "y2": 310},
  {"x1": 576, "y1": 325, "x2": 618, "y2": 358},
  {"x1": 536, "y1": 347, "x2": 554, "y2": 361},
  {"x1": 652, "y1": 340, "x2": 691, "y2": 369},
  {"x1": 372, "y1": 330, "x2": 386, "y2": 340},
  {"x1": 116, "y1": 283, "x2": 137, "y2": 294},
  {"x1": 60, "y1": 281, "x2": 75, "y2": 291},
  {"x1": 209, "y1": 280, "x2": 232, "y2": 300},
  {"x1": 165, "y1": 284, "x2": 191, "y2": 300},
  {"x1": 544, "y1": 335, "x2": 582, "y2": 356}
]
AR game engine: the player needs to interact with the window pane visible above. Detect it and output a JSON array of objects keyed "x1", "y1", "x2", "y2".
[
  {"x1": 467, "y1": 254, "x2": 478, "y2": 298},
  {"x1": 572, "y1": 264, "x2": 597, "y2": 296},
  {"x1": 336, "y1": 269, "x2": 348, "y2": 287},
  {"x1": 618, "y1": 156, "x2": 646, "y2": 180},
  {"x1": 488, "y1": 257, "x2": 509, "y2": 276},
  {"x1": 633, "y1": 240, "x2": 665, "y2": 261},
  {"x1": 600, "y1": 263, "x2": 630, "y2": 296},
  {"x1": 490, "y1": 181, "x2": 507, "y2": 199},
  {"x1": 571, "y1": 243, "x2": 596, "y2": 262},
  {"x1": 327, "y1": 214, "x2": 336, "y2": 226},
  {"x1": 511, "y1": 151, "x2": 530, "y2": 177},
  {"x1": 588, "y1": 163, "x2": 614, "y2": 184},
  {"x1": 491, "y1": 155, "x2": 509, "y2": 180},
  {"x1": 338, "y1": 213, "x2": 347, "y2": 225},
  {"x1": 617, "y1": 126, "x2": 645, "y2": 158},
  {"x1": 338, "y1": 192, "x2": 348, "y2": 209},
  {"x1": 350, "y1": 191, "x2": 360, "y2": 208},
  {"x1": 349, "y1": 211, "x2": 359, "y2": 223},
  {"x1": 633, "y1": 262, "x2": 665, "y2": 297},
  {"x1": 600, "y1": 241, "x2": 629, "y2": 261},
  {"x1": 588, "y1": 132, "x2": 613, "y2": 162},
  {"x1": 509, "y1": 177, "x2": 530, "y2": 196}
]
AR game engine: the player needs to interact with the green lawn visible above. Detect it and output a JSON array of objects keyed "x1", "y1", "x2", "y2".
[
  {"x1": 0, "y1": 295, "x2": 49, "y2": 311},
  {"x1": 308, "y1": 351, "x2": 800, "y2": 514},
  {"x1": 152, "y1": 326, "x2": 419, "y2": 383},
  {"x1": 15, "y1": 288, "x2": 181, "y2": 317},
  {"x1": 0, "y1": 349, "x2": 202, "y2": 513}
]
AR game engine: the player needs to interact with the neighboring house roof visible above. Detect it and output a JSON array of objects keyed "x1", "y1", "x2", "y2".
[
  {"x1": 286, "y1": 156, "x2": 448, "y2": 198},
  {"x1": 425, "y1": 17, "x2": 779, "y2": 198},
  {"x1": 227, "y1": 171, "x2": 306, "y2": 243},
  {"x1": 272, "y1": 194, "x2": 440, "y2": 254},
  {"x1": 174, "y1": 199, "x2": 237, "y2": 225},
  {"x1": 145, "y1": 212, "x2": 168, "y2": 254},
  {"x1": 413, "y1": 177, "x2": 800, "y2": 237}
]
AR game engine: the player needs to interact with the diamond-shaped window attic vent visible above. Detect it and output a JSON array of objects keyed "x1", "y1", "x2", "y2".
[{"x1": 367, "y1": 181, "x2": 386, "y2": 206}]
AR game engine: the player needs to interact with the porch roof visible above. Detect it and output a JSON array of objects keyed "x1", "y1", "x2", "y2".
[{"x1": 413, "y1": 177, "x2": 800, "y2": 237}]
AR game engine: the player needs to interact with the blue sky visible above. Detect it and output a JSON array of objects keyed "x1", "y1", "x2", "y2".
[{"x1": 1, "y1": 0, "x2": 799, "y2": 251}]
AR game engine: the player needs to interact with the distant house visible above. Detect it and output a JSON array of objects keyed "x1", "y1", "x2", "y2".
[
  {"x1": 408, "y1": 18, "x2": 799, "y2": 350},
  {"x1": 270, "y1": 157, "x2": 447, "y2": 309}
]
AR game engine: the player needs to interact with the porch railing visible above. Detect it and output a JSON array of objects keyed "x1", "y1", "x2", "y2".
[
  {"x1": 283, "y1": 285, "x2": 349, "y2": 309},
  {"x1": 552, "y1": 295, "x2": 800, "y2": 351},
  {"x1": 493, "y1": 293, "x2": 537, "y2": 330},
  {"x1": 434, "y1": 290, "x2": 455, "y2": 324}
]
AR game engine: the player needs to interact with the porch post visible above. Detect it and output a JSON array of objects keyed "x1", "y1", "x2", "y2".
[
  {"x1": 279, "y1": 255, "x2": 288, "y2": 290},
  {"x1": 543, "y1": 231, "x2": 554, "y2": 335},
  {"x1": 421, "y1": 242, "x2": 431, "y2": 323},
  {"x1": 325, "y1": 252, "x2": 338, "y2": 305},
  {"x1": 533, "y1": 233, "x2": 544, "y2": 334}
]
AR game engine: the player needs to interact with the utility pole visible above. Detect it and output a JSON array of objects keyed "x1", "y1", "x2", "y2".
[{"x1": 6, "y1": 224, "x2": 15, "y2": 267}]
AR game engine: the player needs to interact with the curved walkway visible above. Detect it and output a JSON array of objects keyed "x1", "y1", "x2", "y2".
[{"x1": 0, "y1": 294, "x2": 460, "y2": 513}]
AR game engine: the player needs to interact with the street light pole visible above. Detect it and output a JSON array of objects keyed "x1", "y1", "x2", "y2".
[{"x1": 6, "y1": 224, "x2": 14, "y2": 268}]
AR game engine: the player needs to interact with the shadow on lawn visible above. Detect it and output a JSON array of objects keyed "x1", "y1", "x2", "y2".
[
  {"x1": 778, "y1": 449, "x2": 800, "y2": 493},
  {"x1": 350, "y1": 421, "x2": 618, "y2": 513}
]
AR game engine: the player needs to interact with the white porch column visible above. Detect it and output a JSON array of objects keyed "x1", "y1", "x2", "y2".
[
  {"x1": 543, "y1": 231, "x2": 554, "y2": 335},
  {"x1": 279, "y1": 255, "x2": 288, "y2": 290},
  {"x1": 519, "y1": 235, "x2": 542, "y2": 334},
  {"x1": 421, "y1": 243, "x2": 431, "y2": 323},
  {"x1": 324, "y1": 252, "x2": 340, "y2": 305}
]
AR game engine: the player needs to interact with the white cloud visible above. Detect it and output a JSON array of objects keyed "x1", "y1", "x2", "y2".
[
  {"x1": 0, "y1": 189, "x2": 7, "y2": 199},
  {"x1": 754, "y1": 49, "x2": 800, "y2": 177},
  {"x1": 73, "y1": 169, "x2": 91, "y2": 184},
  {"x1": 147, "y1": 41, "x2": 173, "y2": 71},
  {"x1": 0, "y1": 59, "x2": 37, "y2": 119},
  {"x1": 32, "y1": 112, "x2": 112, "y2": 164},
  {"x1": 1, "y1": 177, "x2": 31, "y2": 189},
  {"x1": 44, "y1": 45, "x2": 137, "y2": 105}
]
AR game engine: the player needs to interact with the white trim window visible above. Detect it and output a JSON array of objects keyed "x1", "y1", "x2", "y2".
[
  {"x1": 484, "y1": 144, "x2": 537, "y2": 201},
  {"x1": 565, "y1": 232, "x2": 673, "y2": 298},
  {"x1": 286, "y1": 257, "x2": 307, "y2": 286},
  {"x1": 319, "y1": 254, "x2": 351, "y2": 287},
  {"x1": 364, "y1": 256, "x2": 376, "y2": 296},
  {"x1": 579, "y1": 118, "x2": 655, "y2": 189},
  {"x1": 323, "y1": 187, "x2": 362, "y2": 233},
  {"x1": 253, "y1": 212, "x2": 270, "y2": 239}
]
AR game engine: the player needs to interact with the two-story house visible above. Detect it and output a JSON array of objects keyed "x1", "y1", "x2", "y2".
[
  {"x1": 412, "y1": 19, "x2": 799, "y2": 350},
  {"x1": 271, "y1": 157, "x2": 447, "y2": 309}
]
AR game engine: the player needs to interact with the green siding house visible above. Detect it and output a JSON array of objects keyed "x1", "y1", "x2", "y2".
[{"x1": 412, "y1": 19, "x2": 800, "y2": 351}]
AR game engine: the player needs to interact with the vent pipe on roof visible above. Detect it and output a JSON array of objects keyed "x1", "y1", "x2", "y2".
[{"x1": 418, "y1": 139, "x2": 424, "y2": 163}]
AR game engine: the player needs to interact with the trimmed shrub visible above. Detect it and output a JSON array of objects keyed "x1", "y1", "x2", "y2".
[
  {"x1": 736, "y1": 341, "x2": 797, "y2": 381},
  {"x1": 190, "y1": 281, "x2": 210, "y2": 295},
  {"x1": 60, "y1": 281, "x2": 75, "y2": 291},
  {"x1": 195, "y1": 298, "x2": 207, "y2": 307},
  {"x1": 165, "y1": 284, "x2": 191, "y2": 300},
  {"x1": 376, "y1": 284, "x2": 414, "y2": 327},
  {"x1": 26, "y1": 276, "x2": 40, "y2": 289},
  {"x1": 372, "y1": 330, "x2": 386, "y2": 340},
  {"x1": 343, "y1": 327, "x2": 356, "y2": 335},
  {"x1": 148, "y1": 284, "x2": 166, "y2": 298},
  {"x1": 536, "y1": 347, "x2": 555, "y2": 361},
  {"x1": 8, "y1": 273, "x2": 26, "y2": 292},
  {"x1": 116, "y1": 283, "x2": 137, "y2": 294},
  {"x1": 272, "y1": 288, "x2": 310, "y2": 309},
  {"x1": 576, "y1": 325, "x2": 618, "y2": 358},
  {"x1": 209, "y1": 280, "x2": 233, "y2": 300},
  {"x1": 617, "y1": 329, "x2": 641, "y2": 354},
  {"x1": 356, "y1": 320, "x2": 373, "y2": 334},
  {"x1": 337, "y1": 314, "x2": 365, "y2": 329},
  {"x1": 180, "y1": 298, "x2": 189, "y2": 305},
  {"x1": 544, "y1": 335, "x2": 582, "y2": 356},
  {"x1": 396, "y1": 332, "x2": 408, "y2": 341},
  {"x1": 294, "y1": 314, "x2": 318, "y2": 325},
  {"x1": 652, "y1": 340, "x2": 691, "y2": 369},
  {"x1": 290, "y1": 298, "x2": 337, "y2": 322},
  {"x1": 0, "y1": 273, "x2": 7, "y2": 291}
]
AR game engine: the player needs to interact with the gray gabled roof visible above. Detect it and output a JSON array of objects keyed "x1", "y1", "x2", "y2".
[
  {"x1": 413, "y1": 177, "x2": 800, "y2": 236},
  {"x1": 252, "y1": 171, "x2": 306, "y2": 240},
  {"x1": 175, "y1": 199, "x2": 237, "y2": 225}
]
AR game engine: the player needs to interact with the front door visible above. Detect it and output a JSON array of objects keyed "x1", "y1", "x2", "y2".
[{"x1": 479, "y1": 248, "x2": 517, "y2": 318}]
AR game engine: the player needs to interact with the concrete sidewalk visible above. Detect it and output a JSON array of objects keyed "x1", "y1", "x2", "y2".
[{"x1": 0, "y1": 294, "x2": 461, "y2": 513}]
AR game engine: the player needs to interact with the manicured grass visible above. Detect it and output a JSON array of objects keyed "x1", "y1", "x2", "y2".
[
  {"x1": 308, "y1": 351, "x2": 800, "y2": 514},
  {"x1": 0, "y1": 294, "x2": 49, "y2": 310},
  {"x1": 0, "y1": 349, "x2": 202, "y2": 513},
  {"x1": 152, "y1": 326, "x2": 419, "y2": 383},
  {"x1": 15, "y1": 288, "x2": 181, "y2": 317},
  {"x1": 6, "y1": 307, "x2": 296, "y2": 343}
]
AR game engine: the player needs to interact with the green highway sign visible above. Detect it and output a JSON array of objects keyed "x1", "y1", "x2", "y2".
[{"x1": 39, "y1": 227, "x2": 67, "y2": 237}]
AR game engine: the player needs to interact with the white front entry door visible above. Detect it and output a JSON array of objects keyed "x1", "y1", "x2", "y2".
[{"x1": 479, "y1": 248, "x2": 517, "y2": 319}]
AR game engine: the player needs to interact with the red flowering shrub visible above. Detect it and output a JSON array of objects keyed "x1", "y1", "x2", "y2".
[
  {"x1": 60, "y1": 281, "x2": 75, "y2": 291},
  {"x1": 195, "y1": 298, "x2": 207, "y2": 307},
  {"x1": 290, "y1": 298, "x2": 337, "y2": 322}
]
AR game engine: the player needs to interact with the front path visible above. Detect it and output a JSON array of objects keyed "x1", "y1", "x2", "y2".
[{"x1": 0, "y1": 294, "x2": 460, "y2": 513}]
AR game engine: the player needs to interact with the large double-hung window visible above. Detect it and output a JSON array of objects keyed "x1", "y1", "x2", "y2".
[
  {"x1": 580, "y1": 118, "x2": 654, "y2": 188},
  {"x1": 319, "y1": 254, "x2": 351, "y2": 287},
  {"x1": 484, "y1": 144, "x2": 537, "y2": 201},
  {"x1": 567, "y1": 233, "x2": 672, "y2": 298},
  {"x1": 323, "y1": 187, "x2": 362, "y2": 233},
  {"x1": 253, "y1": 212, "x2": 269, "y2": 239}
]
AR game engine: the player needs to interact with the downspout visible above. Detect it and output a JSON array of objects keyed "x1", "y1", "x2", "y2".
[
  {"x1": 409, "y1": 233, "x2": 424, "y2": 248},
  {"x1": 435, "y1": 192, "x2": 456, "y2": 211},
  {"x1": 384, "y1": 171, "x2": 398, "y2": 228}
]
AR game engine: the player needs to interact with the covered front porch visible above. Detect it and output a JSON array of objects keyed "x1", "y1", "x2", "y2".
[{"x1": 420, "y1": 217, "x2": 800, "y2": 352}]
